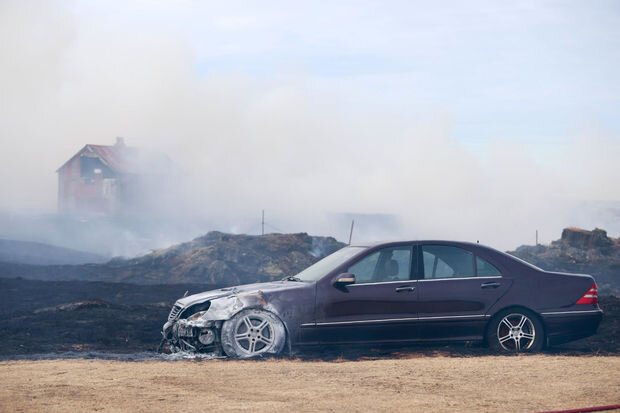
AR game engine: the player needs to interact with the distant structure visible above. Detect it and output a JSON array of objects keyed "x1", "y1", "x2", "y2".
[{"x1": 57, "y1": 137, "x2": 177, "y2": 215}]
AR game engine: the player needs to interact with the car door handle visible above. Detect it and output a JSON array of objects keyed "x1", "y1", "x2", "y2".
[
  {"x1": 395, "y1": 286, "x2": 415, "y2": 293},
  {"x1": 481, "y1": 282, "x2": 501, "y2": 289}
]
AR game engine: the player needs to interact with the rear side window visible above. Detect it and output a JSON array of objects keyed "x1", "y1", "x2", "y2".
[
  {"x1": 421, "y1": 245, "x2": 475, "y2": 279},
  {"x1": 476, "y1": 256, "x2": 502, "y2": 276}
]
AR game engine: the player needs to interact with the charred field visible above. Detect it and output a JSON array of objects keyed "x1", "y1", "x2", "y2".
[
  {"x1": 0, "y1": 278, "x2": 218, "y2": 356},
  {"x1": 0, "y1": 277, "x2": 617, "y2": 359}
]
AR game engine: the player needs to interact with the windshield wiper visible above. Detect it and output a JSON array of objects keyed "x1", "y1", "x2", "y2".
[{"x1": 282, "y1": 275, "x2": 303, "y2": 282}]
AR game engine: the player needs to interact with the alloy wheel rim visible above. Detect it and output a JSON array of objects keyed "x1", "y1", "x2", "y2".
[
  {"x1": 497, "y1": 313, "x2": 536, "y2": 351},
  {"x1": 234, "y1": 315, "x2": 274, "y2": 355}
]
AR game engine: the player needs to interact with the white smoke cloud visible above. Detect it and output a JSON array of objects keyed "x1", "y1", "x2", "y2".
[{"x1": 0, "y1": 0, "x2": 618, "y2": 254}]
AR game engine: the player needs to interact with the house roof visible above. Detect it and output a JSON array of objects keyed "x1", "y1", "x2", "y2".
[
  {"x1": 57, "y1": 141, "x2": 177, "y2": 175},
  {"x1": 88, "y1": 144, "x2": 140, "y2": 174}
]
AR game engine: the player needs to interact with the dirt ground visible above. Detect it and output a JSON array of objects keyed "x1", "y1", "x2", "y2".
[{"x1": 1, "y1": 356, "x2": 618, "y2": 412}]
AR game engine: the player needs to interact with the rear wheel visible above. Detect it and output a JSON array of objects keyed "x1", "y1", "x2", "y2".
[
  {"x1": 487, "y1": 309, "x2": 544, "y2": 353},
  {"x1": 221, "y1": 309, "x2": 286, "y2": 358}
]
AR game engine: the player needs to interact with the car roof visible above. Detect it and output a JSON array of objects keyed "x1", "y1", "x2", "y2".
[{"x1": 350, "y1": 240, "x2": 487, "y2": 249}]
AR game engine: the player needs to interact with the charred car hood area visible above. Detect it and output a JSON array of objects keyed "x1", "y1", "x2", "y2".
[{"x1": 175, "y1": 280, "x2": 305, "y2": 308}]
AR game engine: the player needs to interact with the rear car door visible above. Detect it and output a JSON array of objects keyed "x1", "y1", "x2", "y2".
[
  {"x1": 415, "y1": 244, "x2": 512, "y2": 341},
  {"x1": 314, "y1": 245, "x2": 420, "y2": 343}
]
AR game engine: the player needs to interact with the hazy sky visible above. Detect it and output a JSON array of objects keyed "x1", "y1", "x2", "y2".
[{"x1": 1, "y1": 0, "x2": 619, "y2": 249}]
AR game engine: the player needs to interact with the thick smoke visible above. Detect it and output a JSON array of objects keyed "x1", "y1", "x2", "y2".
[{"x1": 0, "y1": 1, "x2": 618, "y2": 256}]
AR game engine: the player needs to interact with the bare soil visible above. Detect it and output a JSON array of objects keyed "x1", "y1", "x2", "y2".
[{"x1": 1, "y1": 356, "x2": 618, "y2": 412}]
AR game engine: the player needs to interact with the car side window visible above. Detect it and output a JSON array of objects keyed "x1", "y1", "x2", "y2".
[
  {"x1": 348, "y1": 251, "x2": 380, "y2": 283},
  {"x1": 347, "y1": 246, "x2": 412, "y2": 284},
  {"x1": 421, "y1": 245, "x2": 474, "y2": 279},
  {"x1": 476, "y1": 256, "x2": 502, "y2": 276}
]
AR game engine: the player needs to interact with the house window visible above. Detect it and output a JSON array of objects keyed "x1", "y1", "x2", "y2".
[{"x1": 80, "y1": 156, "x2": 113, "y2": 183}]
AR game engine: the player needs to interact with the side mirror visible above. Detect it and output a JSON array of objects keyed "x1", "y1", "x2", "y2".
[{"x1": 334, "y1": 273, "x2": 356, "y2": 287}]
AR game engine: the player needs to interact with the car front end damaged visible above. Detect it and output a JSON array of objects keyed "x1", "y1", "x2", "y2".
[{"x1": 160, "y1": 286, "x2": 289, "y2": 357}]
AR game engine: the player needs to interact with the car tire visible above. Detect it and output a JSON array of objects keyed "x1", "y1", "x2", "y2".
[
  {"x1": 487, "y1": 308, "x2": 545, "y2": 353},
  {"x1": 220, "y1": 309, "x2": 286, "y2": 358}
]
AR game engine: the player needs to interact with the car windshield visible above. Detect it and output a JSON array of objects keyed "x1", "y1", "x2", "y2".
[{"x1": 295, "y1": 246, "x2": 366, "y2": 282}]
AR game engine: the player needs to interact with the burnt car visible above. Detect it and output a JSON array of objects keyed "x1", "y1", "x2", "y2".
[{"x1": 161, "y1": 240, "x2": 602, "y2": 358}]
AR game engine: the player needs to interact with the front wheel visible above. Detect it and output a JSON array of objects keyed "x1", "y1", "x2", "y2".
[
  {"x1": 487, "y1": 309, "x2": 545, "y2": 353},
  {"x1": 220, "y1": 309, "x2": 286, "y2": 358}
]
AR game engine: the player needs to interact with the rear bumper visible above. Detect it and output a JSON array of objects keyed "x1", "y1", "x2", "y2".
[{"x1": 541, "y1": 309, "x2": 603, "y2": 345}]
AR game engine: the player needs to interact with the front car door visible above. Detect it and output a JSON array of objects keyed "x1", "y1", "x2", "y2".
[
  {"x1": 415, "y1": 243, "x2": 512, "y2": 341},
  {"x1": 313, "y1": 244, "x2": 420, "y2": 344}
]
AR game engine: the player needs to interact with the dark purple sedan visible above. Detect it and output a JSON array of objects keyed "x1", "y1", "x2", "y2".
[{"x1": 161, "y1": 240, "x2": 602, "y2": 358}]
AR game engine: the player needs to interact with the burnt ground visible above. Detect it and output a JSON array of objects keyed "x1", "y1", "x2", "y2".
[
  {"x1": 0, "y1": 278, "x2": 218, "y2": 356},
  {"x1": 0, "y1": 277, "x2": 617, "y2": 358}
]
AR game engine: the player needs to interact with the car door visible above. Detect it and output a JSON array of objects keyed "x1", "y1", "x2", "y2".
[
  {"x1": 313, "y1": 245, "x2": 420, "y2": 344},
  {"x1": 415, "y1": 243, "x2": 512, "y2": 341}
]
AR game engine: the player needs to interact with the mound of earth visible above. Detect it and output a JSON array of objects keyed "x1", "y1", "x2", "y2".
[
  {"x1": 509, "y1": 227, "x2": 620, "y2": 294},
  {"x1": 0, "y1": 232, "x2": 345, "y2": 285}
]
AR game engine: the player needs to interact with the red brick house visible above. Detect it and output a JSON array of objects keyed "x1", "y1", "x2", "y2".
[{"x1": 57, "y1": 137, "x2": 175, "y2": 215}]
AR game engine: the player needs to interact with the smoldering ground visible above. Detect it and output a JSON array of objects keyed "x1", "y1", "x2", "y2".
[{"x1": 0, "y1": 276, "x2": 617, "y2": 358}]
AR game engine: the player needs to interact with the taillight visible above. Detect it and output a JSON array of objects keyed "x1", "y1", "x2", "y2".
[{"x1": 576, "y1": 283, "x2": 598, "y2": 304}]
